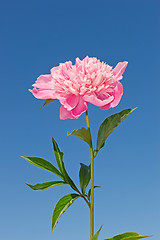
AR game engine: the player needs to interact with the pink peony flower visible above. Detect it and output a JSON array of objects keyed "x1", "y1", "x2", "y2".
[{"x1": 29, "y1": 57, "x2": 128, "y2": 119}]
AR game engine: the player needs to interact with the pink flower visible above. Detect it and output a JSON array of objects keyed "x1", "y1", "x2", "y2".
[{"x1": 29, "y1": 57, "x2": 128, "y2": 119}]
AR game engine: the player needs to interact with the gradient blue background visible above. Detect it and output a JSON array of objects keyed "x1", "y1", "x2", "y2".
[{"x1": 0, "y1": 0, "x2": 159, "y2": 239}]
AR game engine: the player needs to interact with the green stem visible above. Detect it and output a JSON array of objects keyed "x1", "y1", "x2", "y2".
[
  {"x1": 76, "y1": 189, "x2": 90, "y2": 208},
  {"x1": 85, "y1": 110, "x2": 94, "y2": 240}
]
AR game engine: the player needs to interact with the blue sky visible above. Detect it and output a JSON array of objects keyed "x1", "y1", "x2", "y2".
[{"x1": 0, "y1": 0, "x2": 159, "y2": 240}]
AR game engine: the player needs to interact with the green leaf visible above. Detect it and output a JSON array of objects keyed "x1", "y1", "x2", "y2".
[
  {"x1": 96, "y1": 108, "x2": 136, "y2": 152},
  {"x1": 52, "y1": 193, "x2": 80, "y2": 232},
  {"x1": 26, "y1": 181, "x2": 66, "y2": 190},
  {"x1": 104, "y1": 232, "x2": 150, "y2": 240},
  {"x1": 42, "y1": 99, "x2": 56, "y2": 108},
  {"x1": 92, "y1": 226, "x2": 103, "y2": 240},
  {"x1": 21, "y1": 156, "x2": 63, "y2": 179},
  {"x1": 88, "y1": 186, "x2": 100, "y2": 200},
  {"x1": 67, "y1": 127, "x2": 91, "y2": 147},
  {"x1": 52, "y1": 138, "x2": 79, "y2": 192},
  {"x1": 79, "y1": 163, "x2": 91, "y2": 194}
]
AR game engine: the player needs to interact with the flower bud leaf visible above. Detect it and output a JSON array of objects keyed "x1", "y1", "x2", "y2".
[
  {"x1": 92, "y1": 226, "x2": 103, "y2": 240},
  {"x1": 26, "y1": 181, "x2": 66, "y2": 191},
  {"x1": 96, "y1": 108, "x2": 136, "y2": 152},
  {"x1": 41, "y1": 99, "x2": 56, "y2": 108},
  {"x1": 21, "y1": 156, "x2": 63, "y2": 179},
  {"x1": 79, "y1": 163, "x2": 91, "y2": 194},
  {"x1": 52, "y1": 138, "x2": 79, "y2": 192},
  {"x1": 52, "y1": 193, "x2": 80, "y2": 233},
  {"x1": 67, "y1": 127, "x2": 91, "y2": 147},
  {"x1": 104, "y1": 232, "x2": 151, "y2": 240}
]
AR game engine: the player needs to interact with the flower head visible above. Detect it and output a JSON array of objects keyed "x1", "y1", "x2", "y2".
[{"x1": 30, "y1": 56, "x2": 128, "y2": 119}]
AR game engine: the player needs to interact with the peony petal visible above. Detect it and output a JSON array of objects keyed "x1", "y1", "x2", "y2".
[
  {"x1": 71, "y1": 98, "x2": 88, "y2": 118},
  {"x1": 58, "y1": 94, "x2": 79, "y2": 111},
  {"x1": 110, "y1": 82, "x2": 123, "y2": 107},
  {"x1": 99, "y1": 102, "x2": 111, "y2": 110},
  {"x1": 60, "y1": 97, "x2": 88, "y2": 120},
  {"x1": 100, "y1": 82, "x2": 123, "y2": 110},
  {"x1": 33, "y1": 75, "x2": 53, "y2": 89},
  {"x1": 113, "y1": 61, "x2": 128, "y2": 81},
  {"x1": 29, "y1": 88, "x2": 56, "y2": 99},
  {"x1": 60, "y1": 105, "x2": 75, "y2": 120},
  {"x1": 83, "y1": 94, "x2": 114, "y2": 107}
]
